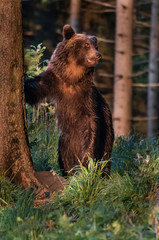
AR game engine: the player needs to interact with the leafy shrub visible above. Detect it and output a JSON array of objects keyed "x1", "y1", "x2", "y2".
[{"x1": 24, "y1": 43, "x2": 48, "y2": 77}]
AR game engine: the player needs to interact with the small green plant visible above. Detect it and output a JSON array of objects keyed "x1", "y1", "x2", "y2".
[
  {"x1": 24, "y1": 43, "x2": 48, "y2": 77},
  {"x1": 60, "y1": 157, "x2": 109, "y2": 207}
]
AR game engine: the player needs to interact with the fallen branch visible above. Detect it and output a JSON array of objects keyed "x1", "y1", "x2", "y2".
[
  {"x1": 131, "y1": 116, "x2": 158, "y2": 121},
  {"x1": 130, "y1": 69, "x2": 148, "y2": 78},
  {"x1": 99, "y1": 73, "x2": 114, "y2": 78},
  {"x1": 95, "y1": 82, "x2": 113, "y2": 89},
  {"x1": 137, "y1": 11, "x2": 151, "y2": 18},
  {"x1": 82, "y1": 8, "x2": 116, "y2": 13},
  {"x1": 85, "y1": 0, "x2": 116, "y2": 8},
  {"x1": 101, "y1": 56, "x2": 114, "y2": 61},
  {"x1": 136, "y1": 20, "x2": 151, "y2": 28},
  {"x1": 134, "y1": 42, "x2": 149, "y2": 49},
  {"x1": 133, "y1": 83, "x2": 159, "y2": 87},
  {"x1": 97, "y1": 37, "x2": 115, "y2": 44}
]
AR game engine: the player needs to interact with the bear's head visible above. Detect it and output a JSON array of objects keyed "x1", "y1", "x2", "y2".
[
  {"x1": 62, "y1": 25, "x2": 101, "y2": 68},
  {"x1": 48, "y1": 25, "x2": 102, "y2": 81}
]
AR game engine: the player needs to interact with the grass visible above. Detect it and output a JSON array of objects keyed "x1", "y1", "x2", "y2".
[
  {"x1": 27, "y1": 103, "x2": 60, "y2": 174},
  {"x1": 0, "y1": 104, "x2": 158, "y2": 239},
  {"x1": 0, "y1": 174, "x2": 19, "y2": 208}
]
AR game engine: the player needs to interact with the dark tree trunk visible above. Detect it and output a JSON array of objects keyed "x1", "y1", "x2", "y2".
[
  {"x1": 147, "y1": 0, "x2": 159, "y2": 137},
  {"x1": 0, "y1": 0, "x2": 34, "y2": 185},
  {"x1": 0, "y1": 0, "x2": 66, "y2": 198}
]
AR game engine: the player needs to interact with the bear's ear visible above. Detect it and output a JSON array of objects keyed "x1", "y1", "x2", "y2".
[
  {"x1": 90, "y1": 36, "x2": 97, "y2": 44},
  {"x1": 63, "y1": 25, "x2": 75, "y2": 40}
]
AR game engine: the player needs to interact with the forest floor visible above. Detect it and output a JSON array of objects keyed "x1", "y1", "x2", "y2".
[{"x1": 0, "y1": 106, "x2": 159, "y2": 240}]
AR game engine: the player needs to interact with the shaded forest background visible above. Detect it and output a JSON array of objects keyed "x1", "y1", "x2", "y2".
[
  {"x1": 0, "y1": 2, "x2": 159, "y2": 239},
  {"x1": 22, "y1": 0, "x2": 159, "y2": 136}
]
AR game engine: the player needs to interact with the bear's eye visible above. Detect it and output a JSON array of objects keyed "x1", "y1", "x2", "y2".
[{"x1": 85, "y1": 43, "x2": 90, "y2": 49}]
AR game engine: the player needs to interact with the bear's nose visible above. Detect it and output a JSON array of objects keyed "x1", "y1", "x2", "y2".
[{"x1": 96, "y1": 52, "x2": 101, "y2": 59}]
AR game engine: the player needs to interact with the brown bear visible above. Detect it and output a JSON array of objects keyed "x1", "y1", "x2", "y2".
[{"x1": 25, "y1": 25, "x2": 114, "y2": 176}]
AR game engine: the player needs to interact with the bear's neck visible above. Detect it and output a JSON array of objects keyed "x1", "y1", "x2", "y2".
[{"x1": 47, "y1": 57, "x2": 94, "y2": 84}]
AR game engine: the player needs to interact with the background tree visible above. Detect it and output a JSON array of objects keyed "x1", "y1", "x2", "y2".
[
  {"x1": 70, "y1": 0, "x2": 81, "y2": 32},
  {"x1": 147, "y1": 0, "x2": 159, "y2": 137},
  {"x1": 113, "y1": 0, "x2": 134, "y2": 136},
  {"x1": 0, "y1": 0, "x2": 65, "y2": 197}
]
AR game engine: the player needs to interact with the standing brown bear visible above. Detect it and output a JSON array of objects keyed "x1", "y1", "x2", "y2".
[{"x1": 25, "y1": 25, "x2": 114, "y2": 176}]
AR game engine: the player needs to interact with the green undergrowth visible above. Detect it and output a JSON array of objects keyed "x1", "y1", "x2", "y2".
[
  {"x1": 27, "y1": 103, "x2": 60, "y2": 174},
  {"x1": 0, "y1": 174, "x2": 19, "y2": 209},
  {"x1": 0, "y1": 129, "x2": 159, "y2": 239}
]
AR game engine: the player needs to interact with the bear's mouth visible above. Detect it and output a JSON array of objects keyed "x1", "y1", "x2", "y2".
[{"x1": 87, "y1": 58, "x2": 98, "y2": 65}]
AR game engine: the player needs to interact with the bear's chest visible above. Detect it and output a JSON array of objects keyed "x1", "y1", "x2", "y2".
[
  {"x1": 54, "y1": 84, "x2": 96, "y2": 130},
  {"x1": 59, "y1": 83, "x2": 81, "y2": 99},
  {"x1": 57, "y1": 82, "x2": 91, "y2": 109}
]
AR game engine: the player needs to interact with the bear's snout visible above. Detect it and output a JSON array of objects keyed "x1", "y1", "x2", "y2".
[
  {"x1": 86, "y1": 50, "x2": 101, "y2": 66},
  {"x1": 96, "y1": 51, "x2": 101, "y2": 60}
]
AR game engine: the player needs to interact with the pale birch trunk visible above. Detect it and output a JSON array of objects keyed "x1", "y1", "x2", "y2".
[
  {"x1": 113, "y1": 0, "x2": 134, "y2": 136},
  {"x1": 70, "y1": 0, "x2": 81, "y2": 32},
  {"x1": 147, "y1": 0, "x2": 159, "y2": 137}
]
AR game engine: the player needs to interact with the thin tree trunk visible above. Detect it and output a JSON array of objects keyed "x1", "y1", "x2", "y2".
[
  {"x1": 147, "y1": 0, "x2": 159, "y2": 137},
  {"x1": 0, "y1": 0, "x2": 66, "y2": 197},
  {"x1": 70, "y1": 0, "x2": 81, "y2": 32},
  {"x1": 113, "y1": 0, "x2": 134, "y2": 136}
]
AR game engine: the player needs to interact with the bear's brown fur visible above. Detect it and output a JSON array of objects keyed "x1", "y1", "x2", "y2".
[{"x1": 25, "y1": 25, "x2": 114, "y2": 176}]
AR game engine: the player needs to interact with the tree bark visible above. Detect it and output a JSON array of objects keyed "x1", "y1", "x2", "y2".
[
  {"x1": 0, "y1": 0, "x2": 66, "y2": 198},
  {"x1": 147, "y1": 0, "x2": 159, "y2": 137},
  {"x1": 113, "y1": 0, "x2": 134, "y2": 136},
  {"x1": 70, "y1": 0, "x2": 81, "y2": 32},
  {"x1": 0, "y1": 0, "x2": 34, "y2": 185}
]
